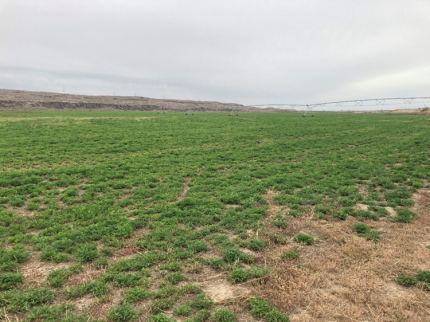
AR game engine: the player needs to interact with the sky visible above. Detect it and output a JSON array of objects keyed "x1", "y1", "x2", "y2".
[{"x1": 1, "y1": 0, "x2": 430, "y2": 108}]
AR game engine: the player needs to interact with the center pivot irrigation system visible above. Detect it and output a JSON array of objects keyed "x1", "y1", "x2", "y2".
[{"x1": 249, "y1": 97, "x2": 430, "y2": 117}]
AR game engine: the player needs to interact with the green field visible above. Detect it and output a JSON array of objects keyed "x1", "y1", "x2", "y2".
[{"x1": 1, "y1": 112, "x2": 429, "y2": 321}]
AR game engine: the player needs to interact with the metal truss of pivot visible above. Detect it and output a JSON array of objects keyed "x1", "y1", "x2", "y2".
[
  {"x1": 185, "y1": 108, "x2": 194, "y2": 115},
  {"x1": 157, "y1": 107, "x2": 166, "y2": 114},
  {"x1": 302, "y1": 105, "x2": 314, "y2": 117},
  {"x1": 249, "y1": 96, "x2": 430, "y2": 114}
]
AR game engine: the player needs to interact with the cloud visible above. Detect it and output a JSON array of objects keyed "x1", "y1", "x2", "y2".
[{"x1": 1, "y1": 0, "x2": 429, "y2": 106}]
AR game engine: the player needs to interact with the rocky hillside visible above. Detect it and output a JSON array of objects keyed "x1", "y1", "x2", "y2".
[{"x1": 0, "y1": 89, "x2": 296, "y2": 113}]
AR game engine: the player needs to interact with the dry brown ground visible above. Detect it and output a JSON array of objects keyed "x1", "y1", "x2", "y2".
[{"x1": 253, "y1": 188, "x2": 430, "y2": 322}]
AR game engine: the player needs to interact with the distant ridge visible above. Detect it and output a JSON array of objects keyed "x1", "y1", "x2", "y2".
[{"x1": 0, "y1": 89, "x2": 297, "y2": 113}]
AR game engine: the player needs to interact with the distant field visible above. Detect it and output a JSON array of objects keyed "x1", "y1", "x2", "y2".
[{"x1": 0, "y1": 112, "x2": 429, "y2": 322}]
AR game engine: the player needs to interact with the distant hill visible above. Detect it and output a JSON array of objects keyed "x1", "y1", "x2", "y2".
[{"x1": 0, "y1": 89, "x2": 297, "y2": 113}]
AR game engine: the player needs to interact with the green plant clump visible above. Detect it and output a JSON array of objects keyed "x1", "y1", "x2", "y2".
[
  {"x1": 397, "y1": 275, "x2": 418, "y2": 287},
  {"x1": 351, "y1": 223, "x2": 381, "y2": 240},
  {"x1": 47, "y1": 264, "x2": 83, "y2": 288},
  {"x1": 75, "y1": 243, "x2": 99, "y2": 263},
  {"x1": 108, "y1": 303, "x2": 142, "y2": 322},
  {"x1": 148, "y1": 313, "x2": 177, "y2": 322},
  {"x1": 0, "y1": 273, "x2": 24, "y2": 290},
  {"x1": 212, "y1": 308, "x2": 237, "y2": 322},
  {"x1": 223, "y1": 248, "x2": 254, "y2": 264},
  {"x1": 247, "y1": 296, "x2": 289, "y2": 322},
  {"x1": 293, "y1": 234, "x2": 314, "y2": 245},
  {"x1": 282, "y1": 250, "x2": 300, "y2": 260},
  {"x1": 173, "y1": 303, "x2": 192, "y2": 317}
]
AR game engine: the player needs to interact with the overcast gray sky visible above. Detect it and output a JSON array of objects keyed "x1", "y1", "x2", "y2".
[{"x1": 1, "y1": 0, "x2": 430, "y2": 106}]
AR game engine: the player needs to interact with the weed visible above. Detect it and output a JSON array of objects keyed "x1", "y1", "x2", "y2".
[
  {"x1": 123, "y1": 286, "x2": 151, "y2": 303},
  {"x1": 165, "y1": 272, "x2": 188, "y2": 285},
  {"x1": 187, "y1": 240, "x2": 208, "y2": 253},
  {"x1": 190, "y1": 294, "x2": 213, "y2": 310},
  {"x1": 23, "y1": 303, "x2": 86, "y2": 321},
  {"x1": 185, "y1": 259, "x2": 203, "y2": 274},
  {"x1": 191, "y1": 310, "x2": 211, "y2": 322},
  {"x1": 100, "y1": 247, "x2": 114, "y2": 256},
  {"x1": 151, "y1": 298, "x2": 176, "y2": 314},
  {"x1": 53, "y1": 253, "x2": 70, "y2": 262},
  {"x1": 342, "y1": 207, "x2": 355, "y2": 215},
  {"x1": 207, "y1": 258, "x2": 225, "y2": 271},
  {"x1": 416, "y1": 271, "x2": 430, "y2": 283},
  {"x1": 108, "y1": 303, "x2": 141, "y2": 322},
  {"x1": 241, "y1": 238, "x2": 266, "y2": 251},
  {"x1": 333, "y1": 210, "x2": 348, "y2": 220},
  {"x1": 392, "y1": 214, "x2": 412, "y2": 222},
  {"x1": 269, "y1": 234, "x2": 287, "y2": 244},
  {"x1": 282, "y1": 250, "x2": 300, "y2": 260},
  {"x1": 239, "y1": 231, "x2": 249, "y2": 239},
  {"x1": 0, "y1": 245, "x2": 30, "y2": 272},
  {"x1": 179, "y1": 284, "x2": 200, "y2": 296},
  {"x1": 396, "y1": 209, "x2": 417, "y2": 217},
  {"x1": 212, "y1": 308, "x2": 237, "y2": 322},
  {"x1": 160, "y1": 261, "x2": 182, "y2": 272},
  {"x1": 0, "y1": 273, "x2": 23, "y2": 290},
  {"x1": 65, "y1": 280, "x2": 109, "y2": 299},
  {"x1": 75, "y1": 242, "x2": 99, "y2": 263},
  {"x1": 250, "y1": 265, "x2": 269, "y2": 279},
  {"x1": 153, "y1": 285, "x2": 178, "y2": 299},
  {"x1": 353, "y1": 210, "x2": 379, "y2": 220},
  {"x1": 397, "y1": 275, "x2": 418, "y2": 287},
  {"x1": 1, "y1": 288, "x2": 55, "y2": 312},
  {"x1": 264, "y1": 310, "x2": 290, "y2": 322},
  {"x1": 358, "y1": 230, "x2": 381, "y2": 240},
  {"x1": 93, "y1": 257, "x2": 109, "y2": 270},
  {"x1": 112, "y1": 272, "x2": 147, "y2": 287},
  {"x1": 271, "y1": 220, "x2": 288, "y2": 228},
  {"x1": 228, "y1": 267, "x2": 251, "y2": 284},
  {"x1": 351, "y1": 223, "x2": 369, "y2": 234},
  {"x1": 247, "y1": 297, "x2": 289, "y2": 322},
  {"x1": 247, "y1": 296, "x2": 272, "y2": 319},
  {"x1": 47, "y1": 264, "x2": 83, "y2": 287},
  {"x1": 222, "y1": 248, "x2": 254, "y2": 264},
  {"x1": 293, "y1": 234, "x2": 314, "y2": 245},
  {"x1": 148, "y1": 313, "x2": 176, "y2": 322},
  {"x1": 173, "y1": 303, "x2": 193, "y2": 316},
  {"x1": 314, "y1": 213, "x2": 328, "y2": 220},
  {"x1": 314, "y1": 205, "x2": 331, "y2": 214},
  {"x1": 339, "y1": 186, "x2": 358, "y2": 196},
  {"x1": 286, "y1": 210, "x2": 303, "y2": 217}
]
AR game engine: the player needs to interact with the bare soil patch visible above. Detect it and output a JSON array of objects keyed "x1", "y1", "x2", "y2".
[
  {"x1": 6, "y1": 204, "x2": 35, "y2": 217},
  {"x1": 19, "y1": 252, "x2": 72, "y2": 286},
  {"x1": 202, "y1": 279, "x2": 250, "y2": 302}
]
